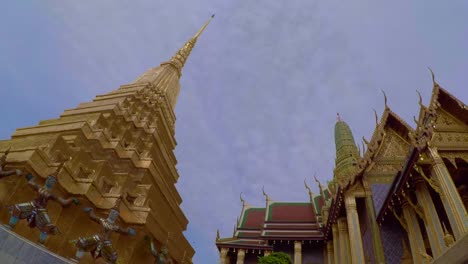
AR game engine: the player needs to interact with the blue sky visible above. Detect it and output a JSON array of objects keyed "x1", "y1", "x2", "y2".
[{"x1": 1, "y1": 1, "x2": 468, "y2": 263}]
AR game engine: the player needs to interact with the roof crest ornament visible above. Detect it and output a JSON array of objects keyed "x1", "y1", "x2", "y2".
[
  {"x1": 216, "y1": 229, "x2": 220, "y2": 241},
  {"x1": 304, "y1": 179, "x2": 314, "y2": 202},
  {"x1": 262, "y1": 186, "x2": 270, "y2": 202},
  {"x1": 373, "y1": 108, "x2": 379, "y2": 127},
  {"x1": 240, "y1": 192, "x2": 246, "y2": 207},
  {"x1": 381, "y1": 90, "x2": 388, "y2": 109},
  {"x1": 416, "y1": 90, "x2": 424, "y2": 108},
  {"x1": 428, "y1": 67, "x2": 436, "y2": 86},
  {"x1": 336, "y1": 113, "x2": 341, "y2": 122},
  {"x1": 314, "y1": 173, "x2": 323, "y2": 190}
]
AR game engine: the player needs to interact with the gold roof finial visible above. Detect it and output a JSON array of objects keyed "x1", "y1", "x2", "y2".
[
  {"x1": 428, "y1": 67, "x2": 436, "y2": 85},
  {"x1": 262, "y1": 186, "x2": 270, "y2": 202},
  {"x1": 373, "y1": 108, "x2": 379, "y2": 127},
  {"x1": 381, "y1": 90, "x2": 388, "y2": 109},
  {"x1": 336, "y1": 113, "x2": 342, "y2": 122},
  {"x1": 416, "y1": 90, "x2": 424, "y2": 108},
  {"x1": 194, "y1": 14, "x2": 215, "y2": 39},
  {"x1": 240, "y1": 192, "x2": 246, "y2": 207},
  {"x1": 304, "y1": 179, "x2": 314, "y2": 202},
  {"x1": 163, "y1": 14, "x2": 215, "y2": 77}
]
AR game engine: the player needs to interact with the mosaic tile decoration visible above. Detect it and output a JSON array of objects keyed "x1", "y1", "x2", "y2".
[
  {"x1": 381, "y1": 223, "x2": 405, "y2": 264},
  {"x1": 370, "y1": 183, "x2": 392, "y2": 213}
]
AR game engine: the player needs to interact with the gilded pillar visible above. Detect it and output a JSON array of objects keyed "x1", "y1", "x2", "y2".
[
  {"x1": 364, "y1": 194, "x2": 385, "y2": 263},
  {"x1": 218, "y1": 248, "x2": 228, "y2": 264},
  {"x1": 327, "y1": 241, "x2": 334, "y2": 264},
  {"x1": 428, "y1": 148, "x2": 468, "y2": 240},
  {"x1": 332, "y1": 224, "x2": 341, "y2": 264},
  {"x1": 402, "y1": 201, "x2": 426, "y2": 263},
  {"x1": 345, "y1": 196, "x2": 365, "y2": 264},
  {"x1": 414, "y1": 177, "x2": 446, "y2": 256},
  {"x1": 337, "y1": 217, "x2": 350, "y2": 263},
  {"x1": 236, "y1": 249, "x2": 245, "y2": 264},
  {"x1": 294, "y1": 241, "x2": 302, "y2": 264}
]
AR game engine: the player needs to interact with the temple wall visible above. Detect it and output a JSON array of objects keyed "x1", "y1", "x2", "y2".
[
  {"x1": 357, "y1": 197, "x2": 375, "y2": 264},
  {"x1": 380, "y1": 222, "x2": 404, "y2": 264},
  {"x1": 370, "y1": 183, "x2": 392, "y2": 213},
  {"x1": 302, "y1": 245, "x2": 324, "y2": 264}
]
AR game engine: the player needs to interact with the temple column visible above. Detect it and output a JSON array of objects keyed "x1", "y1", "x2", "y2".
[
  {"x1": 364, "y1": 194, "x2": 385, "y2": 263},
  {"x1": 264, "y1": 250, "x2": 271, "y2": 256},
  {"x1": 337, "y1": 217, "x2": 351, "y2": 263},
  {"x1": 428, "y1": 147, "x2": 468, "y2": 239},
  {"x1": 401, "y1": 200, "x2": 426, "y2": 263},
  {"x1": 218, "y1": 248, "x2": 228, "y2": 264},
  {"x1": 332, "y1": 224, "x2": 341, "y2": 264},
  {"x1": 414, "y1": 177, "x2": 446, "y2": 257},
  {"x1": 236, "y1": 249, "x2": 245, "y2": 264},
  {"x1": 294, "y1": 241, "x2": 302, "y2": 264},
  {"x1": 327, "y1": 241, "x2": 334, "y2": 264},
  {"x1": 345, "y1": 195, "x2": 365, "y2": 264}
]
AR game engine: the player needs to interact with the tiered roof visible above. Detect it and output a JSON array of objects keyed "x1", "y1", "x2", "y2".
[{"x1": 216, "y1": 187, "x2": 331, "y2": 250}]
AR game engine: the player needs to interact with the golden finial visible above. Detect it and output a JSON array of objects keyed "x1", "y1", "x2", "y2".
[
  {"x1": 373, "y1": 109, "x2": 379, "y2": 127},
  {"x1": 193, "y1": 14, "x2": 215, "y2": 39},
  {"x1": 428, "y1": 67, "x2": 436, "y2": 85},
  {"x1": 336, "y1": 113, "x2": 341, "y2": 122},
  {"x1": 304, "y1": 179, "x2": 314, "y2": 201},
  {"x1": 381, "y1": 90, "x2": 388, "y2": 109},
  {"x1": 416, "y1": 90, "x2": 424, "y2": 108},
  {"x1": 304, "y1": 179, "x2": 311, "y2": 192},
  {"x1": 262, "y1": 186, "x2": 270, "y2": 201},
  {"x1": 240, "y1": 192, "x2": 246, "y2": 206}
]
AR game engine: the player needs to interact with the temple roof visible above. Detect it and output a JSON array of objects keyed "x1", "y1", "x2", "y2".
[
  {"x1": 265, "y1": 202, "x2": 316, "y2": 222},
  {"x1": 239, "y1": 207, "x2": 265, "y2": 229}
]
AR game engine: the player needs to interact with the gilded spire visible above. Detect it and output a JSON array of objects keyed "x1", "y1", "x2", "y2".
[
  {"x1": 163, "y1": 14, "x2": 215, "y2": 77},
  {"x1": 334, "y1": 115, "x2": 360, "y2": 187}
]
